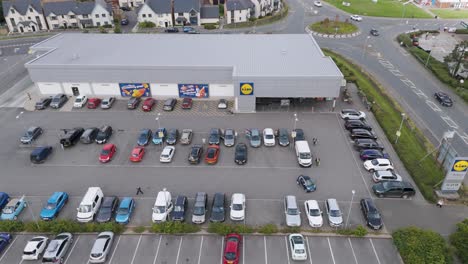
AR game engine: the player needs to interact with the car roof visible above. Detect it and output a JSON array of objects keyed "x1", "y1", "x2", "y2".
[
  {"x1": 103, "y1": 144, "x2": 114, "y2": 150},
  {"x1": 6, "y1": 198, "x2": 20, "y2": 206},
  {"x1": 31, "y1": 146, "x2": 50, "y2": 154},
  {"x1": 120, "y1": 197, "x2": 132, "y2": 207},
  {"x1": 306, "y1": 200, "x2": 319, "y2": 208},
  {"x1": 48, "y1": 192, "x2": 65, "y2": 203},
  {"x1": 232, "y1": 193, "x2": 244, "y2": 202},
  {"x1": 162, "y1": 146, "x2": 173, "y2": 154},
  {"x1": 175, "y1": 195, "x2": 186, "y2": 205},
  {"x1": 195, "y1": 192, "x2": 206, "y2": 202},
  {"x1": 213, "y1": 193, "x2": 224, "y2": 204},
  {"x1": 327, "y1": 198, "x2": 339, "y2": 209},
  {"x1": 373, "y1": 158, "x2": 390, "y2": 163},
  {"x1": 362, "y1": 198, "x2": 378, "y2": 211},
  {"x1": 102, "y1": 196, "x2": 116, "y2": 206}
]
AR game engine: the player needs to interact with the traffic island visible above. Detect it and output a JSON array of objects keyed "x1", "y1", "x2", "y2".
[{"x1": 308, "y1": 18, "x2": 360, "y2": 38}]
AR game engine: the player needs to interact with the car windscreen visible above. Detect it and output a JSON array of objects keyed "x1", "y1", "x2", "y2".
[
  {"x1": 101, "y1": 149, "x2": 110, "y2": 155},
  {"x1": 117, "y1": 207, "x2": 129, "y2": 214},
  {"x1": 368, "y1": 212, "x2": 381, "y2": 219},
  {"x1": 212, "y1": 206, "x2": 224, "y2": 213},
  {"x1": 207, "y1": 149, "x2": 216, "y2": 158},
  {"x1": 193, "y1": 206, "x2": 205, "y2": 215},
  {"x1": 287, "y1": 208, "x2": 299, "y2": 215},
  {"x1": 371, "y1": 159, "x2": 379, "y2": 165},
  {"x1": 78, "y1": 205, "x2": 92, "y2": 213},
  {"x1": 153, "y1": 206, "x2": 166, "y2": 214},
  {"x1": 309, "y1": 209, "x2": 321, "y2": 216},
  {"x1": 304, "y1": 179, "x2": 314, "y2": 186},
  {"x1": 191, "y1": 148, "x2": 199, "y2": 156},
  {"x1": 265, "y1": 134, "x2": 274, "y2": 139},
  {"x1": 232, "y1": 204, "x2": 243, "y2": 210},
  {"x1": 225, "y1": 252, "x2": 236, "y2": 261},
  {"x1": 330, "y1": 209, "x2": 341, "y2": 217},
  {"x1": 299, "y1": 153, "x2": 311, "y2": 159},
  {"x1": 251, "y1": 135, "x2": 260, "y2": 141},
  {"x1": 174, "y1": 205, "x2": 184, "y2": 212},
  {"x1": 46, "y1": 202, "x2": 57, "y2": 210}
]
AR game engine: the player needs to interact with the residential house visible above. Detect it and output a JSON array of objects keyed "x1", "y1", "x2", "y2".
[
  {"x1": 200, "y1": 5, "x2": 219, "y2": 24},
  {"x1": 119, "y1": 0, "x2": 145, "y2": 9},
  {"x1": 225, "y1": 0, "x2": 254, "y2": 24},
  {"x1": 2, "y1": 0, "x2": 48, "y2": 33},
  {"x1": 250, "y1": 0, "x2": 274, "y2": 17},
  {"x1": 44, "y1": 0, "x2": 113, "y2": 29},
  {"x1": 137, "y1": 0, "x2": 200, "y2": 27}
]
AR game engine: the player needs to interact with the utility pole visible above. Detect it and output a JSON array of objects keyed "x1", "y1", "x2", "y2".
[
  {"x1": 171, "y1": 0, "x2": 175, "y2": 27},
  {"x1": 452, "y1": 45, "x2": 467, "y2": 77}
]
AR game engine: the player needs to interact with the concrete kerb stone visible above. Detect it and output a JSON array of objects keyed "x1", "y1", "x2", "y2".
[{"x1": 306, "y1": 28, "x2": 361, "y2": 39}]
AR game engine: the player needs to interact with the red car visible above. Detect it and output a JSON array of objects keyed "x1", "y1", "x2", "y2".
[
  {"x1": 129, "y1": 146, "x2": 145, "y2": 162},
  {"x1": 142, "y1": 98, "x2": 155, "y2": 112},
  {"x1": 181, "y1": 98, "x2": 193, "y2": 109},
  {"x1": 223, "y1": 234, "x2": 241, "y2": 264},
  {"x1": 99, "y1": 143, "x2": 116, "y2": 163},
  {"x1": 87, "y1": 98, "x2": 101, "y2": 109},
  {"x1": 205, "y1": 145, "x2": 220, "y2": 164}
]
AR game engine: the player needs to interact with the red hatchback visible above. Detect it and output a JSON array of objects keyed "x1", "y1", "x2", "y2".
[
  {"x1": 129, "y1": 146, "x2": 145, "y2": 162},
  {"x1": 99, "y1": 143, "x2": 116, "y2": 163},
  {"x1": 223, "y1": 234, "x2": 241, "y2": 264},
  {"x1": 205, "y1": 145, "x2": 220, "y2": 164},
  {"x1": 181, "y1": 98, "x2": 193, "y2": 109},
  {"x1": 142, "y1": 98, "x2": 156, "y2": 112},
  {"x1": 87, "y1": 98, "x2": 101, "y2": 109}
]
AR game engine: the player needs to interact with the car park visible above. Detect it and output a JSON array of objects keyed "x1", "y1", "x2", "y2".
[
  {"x1": 163, "y1": 98, "x2": 177, "y2": 111},
  {"x1": 99, "y1": 144, "x2": 116, "y2": 163},
  {"x1": 1, "y1": 196, "x2": 26, "y2": 220},
  {"x1": 95, "y1": 125, "x2": 112, "y2": 144},
  {"x1": 188, "y1": 145, "x2": 203, "y2": 164},
  {"x1": 205, "y1": 145, "x2": 220, "y2": 164},
  {"x1": 210, "y1": 192, "x2": 225, "y2": 222},
  {"x1": 40, "y1": 192, "x2": 68, "y2": 220},
  {"x1": 127, "y1": 97, "x2": 141, "y2": 109},
  {"x1": 277, "y1": 128, "x2": 290, "y2": 146},
  {"x1": 234, "y1": 143, "x2": 247, "y2": 165},
  {"x1": 354, "y1": 139, "x2": 384, "y2": 151},
  {"x1": 142, "y1": 98, "x2": 155, "y2": 111},
  {"x1": 350, "y1": 128, "x2": 377, "y2": 140},
  {"x1": 0, "y1": 233, "x2": 12, "y2": 254},
  {"x1": 284, "y1": 195, "x2": 301, "y2": 227},
  {"x1": 0, "y1": 193, "x2": 9, "y2": 211},
  {"x1": 363, "y1": 158, "x2": 394, "y2": 172},
  {"x1": 152, "y1": 189, "x2": 173, "y2": 223},
  {"x1": 115, "y1": 197, "x2": 135, "y2": 224},
  {"x1": 372, "y1": 181, "x2": 416, "y2": 198},
  {"x1": 345, "y1": 120, "x2": 372, "y2": 131},
  {"x1": 223, "y1": 234, "x2": 241, "y2": 264},
  {"x1": 171, "y1": 195, "x2": 187, "y2": 222},
  {"x1": 166, "y1": 128, "x2": 179, "y2": 145},
  {"x1": 304, "y1": 200, "x2": 323, "y2": 227},
  {"x1": 137, "y1": 129, "x2": 152, "y2": 146},
  {"x1": 296, "y1": 175, "x2": 316, "y2": 192},
  {"x1": 293, "y1": 128, "x2": 305, "y2": 141},
  {"x1": 60, "y1": 127, "x2": 84, "y2": 147},
  {"x1": 370, "y1": 28, "x2": 380, "y2": 36},
  {"x1": 209, "y1": 128, "x2": 221, "y2": 145},
  {"x1": 247, "y1": 128, "x2": 261, "y2": 147},
  {"x1": 230, "y1": 193, "x2": 245, "y2": 221},
  {"x1": 372, "y1": 170, "x2": 402, "y2": 182},
  {"x1": 313, "y1": 1, "x2": 322, "y2": 7},
  {"x1": 180, "y1": 129, "x2": 193, "y2": 145},
  {"x1": 22, "y1": 236, "x2": 48, "y2": 260},
  {"x1": 340, "y1": 109, "x2": 366, "y2": 120},
  {"x1": 152, "y1": 128, "x2": 166, "y2": 145},
  {"x1": 263, "y1": 128, "x2": 276, "y2": 146},
  {"x1": 218, "y1": 99, "x2": 228, "y2": 109},
  {"x1": 96, "y1": 196, "x2": 119, "y2": 223},
  {"x1": 160, "y1": 146, "x2": 175, "y2": 163},
  {"x1": 50, "y1": 94, "x2": 68, "y2": 109},
  {"x1": 164, "y1": 27, "x2": 179, "y2": 33},
  {"x1": 434, "y1": 92, "x2": 453, "y2": 106},
  {"x1": 73, "y1": 95, "x2": 87, "y2": 108},
  {"x1": 80, "y1": 127, "x2": 99, "y2": 144},
  {"x1": 42, "y1": 233, "x2": 73, "y2": 263},
  {"x1": 192, "y1": 192, "x2": 208, "y2": 224},
  {"x1": 76, "y1": 187, "x2": 104, "y2": 222},
  {"x1": 181, "y1": 98, "x2": 193, "y2": 109},
  {"x1": 350, "y1": 14, "x2": 362, "y2": 21},
  {"x1": 100, "y1": 97, "x2": 115, "y2": 109},
  {"x1": 35, "y1": 97, "x2": 52, "y2": 110},
  {"x1": 325, "y1": 198, "x2": 343, "y2": 227},
  {"x1": 223, "y1": 128, "x2": 236, "y2": 147},
  {"x1": 360, "y1": 199, "x2": 383, "y2": 230},
  {"x1": 89, "y1": 231, "x2": 114, "y2": 263},
  {"x1": 20, "y1": 126, "x2": 43, "y2": 144},
  {"x1": 87, "y1": 98, "x2": 101, "y2": 109},
  {"x1": 30, "y1": 146, "x2": 53, "y2": 164},
  {"x1": 288, "y1": 234, "x2": 307, "y2": 261},
  {"x1": 359, "y1": 149, "x2": 389, "y2": 161},
  {"x1": 129, "y1": 146, "x2": 145, "y2": 162}
]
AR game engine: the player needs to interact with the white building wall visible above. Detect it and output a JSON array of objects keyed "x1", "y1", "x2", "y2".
[
  {"x1": 91, "y1": 4, "x2": 114, "y2": 27},
  {"x1": 138, "y1": 5, "x2": 158, "y2": 24},
  {"x1": 4, "y1": 6, "x2": 47, "y2": 32},
  {"x1": 119, "y1": 0, "x2": 145, "y2": 8},
  {"x1": 91, "y1": 83, "x2": 121, "y2": 95},
  {"x1": 151, "y1": 84, "x2": 178, "y2": 97},
  {"x1": 37, "y1": 82, "x2": 63, "y2": 94},
  {"x1": 63, "y1": 82, "x2": 92, "y2": 95},
  {"x1": 225, "y1": 9, "x2": 250, "y2": 24},
  {"x1": 200, "y1": 17, "x2": 219, "y2": 24},
  {"x1": 209, "y1": 84, "x2": 234, "y2": 97}
]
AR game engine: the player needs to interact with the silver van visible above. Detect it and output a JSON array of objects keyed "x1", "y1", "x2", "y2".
[
  {"x1": 42, "y1": 233, "x2": 73, "y2": 263},
  {"x1": 284, "y1": 195, "x2": 301, "y2": 227},
  {"x1": 192, "y1": 192, "x2": 207, "y2": 224},
  {"x1": 325, "y1": 199, "x2": 343, "y2": 227}
]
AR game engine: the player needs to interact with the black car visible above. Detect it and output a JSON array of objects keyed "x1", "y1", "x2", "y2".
[
  {"x1": 166, "y1": 128, "x2": 179, "y2": 145},
  {"x1": 209, "y1": 192, "x2": 225, "y2": 222},
  {"x1": 120, "y1": 6, "x2": 131, "y2": 11},
  {"x1": 96, "y1": 196, "x2": 119, "y2": 223},
  {"x1": 234, "y1": 143, "x2": 247, "y2": 165},
  {"x1": 30, "y1": 146, "x2": 53, "y2": 164},
  {"x1": 164, "y1": 27, "x2": 179, "y2": 33},
  {"x1": 127, "y1": 97, "x2": 141, "y2": 109},
  {"x1": 350, "y1": 129, "x2": 377, "y2": 140},
  {"x1": 95, "y1": 125, "x2": 113, "y2": 144},
  {"x1": 137, "y1": 129, "x2": 152, "y2": 146},
  {"x1": 50, "y1": 94, "x2": 68, "y2": 109},
  {"x1": 277, "y1": 128, "x2": 290, "y2": 146},
  {"x1": 35, "y1": 97, "x2": 52, "y2": 110},
  {"x1": 121, "y1": 18, "x2": 129, "y2": 25},
  {"x1": 372, "y1": 181, "x2": 415, "y2": 198},
  {"x1": 296, "y1": 175, "x2": 317, "y2": 192},
  {"x1": 370, "y1": 28, "x2": 379, "y2": 36},
  {"x1": 20, "y1": 126, "x2": 43, "y2": 144},
  {"x1": 345, "y1": 120, "x2": 372, "y2": 131},
  {"x1": 360, "y1": 198, "x2": 382, "y2": 230},
  {"x1": 434, "y1": 92, "x2": 453, "y2": 107},
  {"x1": 208, "y1": 128, "x2": 221, "y2": 145},
  {"x1": 163, "y1": 98, "x2": 177, "y2": 111},
  {"x1": 354, "y1": 139, "x2": 384, "y2": 151},
  {"x1": 80, "y1": 127, "x2": 99, "y2": 144},
  {"x1": 172, "y1": 195, "x2": 187, "y2": 221},
  {"x1": 293, "y1": 128, "x2": 305, "y2": 141},
  {"x1": 359, "y1": 149, "x2": 389, "y2": 161},
  {"x1": 188, "y1": 145, "x2": 203, "y2": 164},
  {"x1": 59, "y1": 127, "x2": 84, "y2": 147}
]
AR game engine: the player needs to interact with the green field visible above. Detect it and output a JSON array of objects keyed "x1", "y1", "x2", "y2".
[
  {"x1": 324, "y1": 0, "x2": 432, "y2": 18},
  {"x1": 430, "y1": 8, "x2": 468, "y2": 19},
  {"x1": 309, "y1": 21, "x2": 359, "y2": 34}
]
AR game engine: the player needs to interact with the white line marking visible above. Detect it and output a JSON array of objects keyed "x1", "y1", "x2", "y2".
[
  {"x1": 38, "y1": 163, "x2": 303, "y2": 170},
  {"x1": 19, "y1": 258, "x2": 25, "y2": 264},
  {"x1": 369, "y1": 239, "x2": 382, "y2": 264},
  {"x1": 426, "y1": 101, "x2": 442, "y2": 112},
  {"x1": 264, "y1": 236, "x2": 268, "y2": 264},
  {"x1": 197, "y1": 236, "x2": 204, "y2": 264},
  {"x1": 243, "y1": 235, "x2": 245, "y2": 264},
  {"x1": 284, "y1": 236, "x2": 291, "y2": 264},
  {"x1": 348, "y1": 238, "x2": 358, "y2": 264},
  {"x1": 175, "y1": 236, "x2": 183, "y2": 264},
  {"x1": 152, "y1": 235, "x2": 162, "y2": 264},
  {"x1": 327, "y1": 237, "x2": 336, "y2": 264},
  {"x1": 130, "y1": 235, "x2": 142, "y2": 264},
  {"x1": 0, "y1": 236, "x2": 17, "y2": 262},
  {"x1": 306, "y1": 236, "x2": 313, "y2": 264},
  {"x1": 440, "y1": 115, "x2": 459, "y2": 129},
  {"x1": 64, "y1": 235, "x2": 80, "y2": 264},
  {"x1": 108, "y1": 235, "x2": 122, "y2": 264},
  {"x1": 220, "y1": 237, "x2": 224, "y2": 264}
]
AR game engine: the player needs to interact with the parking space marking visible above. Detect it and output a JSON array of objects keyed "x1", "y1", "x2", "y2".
[
  {"x1": 175, "y1": 236, "x2": 183, "y2": 264},
  {"x1": 284, "y1": 236, "x2": 291, "y2": 264},
  {"x1": 220, "y1": 237, "x2": 224, "y2": 264},
  {"x1": 243, "y1": 235, "x2": 245, "y2": 264},
  {"x1": 108, "y1": 235, "x2": 122, "y2": 264},
  {"x1": 348, "y1": 238, "x2": 358, "y2": 264},
  {"x1": 306, "y1": 237, "x2": 313, "y2": 264},
  {"x1": 152, "y1": 235, "x2": 162, "y2": 264},
  {"x1": 0, "y1": 236, "x2": 17, "y2": 263},
  {"x1": 37, "y1": 163, "x2": 302, "y2": 170},
  {"x1": 370, "y1": 239, "x2": 382, "y2": 264},
  {"x1": 327, "y1": 237, "x2": 336, "y2": 264},
  {"x1": 64, "y1": 235, "x2": 80, "y2": 264},
  {"x1": 197, "y1": 236, "x2": 204, "y2": 264},
  {"x1": 130, "y1": 235, "x2": 142, "y2": 264},
  {"x1": 264, "y1": 236, "x2": 268, "y2": 264}
]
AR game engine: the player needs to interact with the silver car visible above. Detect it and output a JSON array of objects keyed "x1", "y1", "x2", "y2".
[
  {"x1": 180, "y1": 129, "x2": 193, "y2": 145},
  {"x1": 248, "y1": 128, "x2": 261, "y2": 148},
  {"x1": 192, "y1": 192, "x2": 207, "y2": 224},
  {"x1": 223, "y1": 129, "x2": 236, "y2": 147},
  {"x1": 100, "y1": 97, "x2": 115, "y2": 109},
  {"x1": 42, "y1": 233, "x2": 73, "y2": 263},
  {"x1": 20, "y1": 126, "x2": 43, "y2": 144},
  {"x1": 325, "y1": 199, "x2": 343, "y2": 227},
  {"x1": 284, "y1": 195, "x2": 301, "y2": 227},
  {"x1": 89, "y1": 231, "x2": 114, "y2": 263}
]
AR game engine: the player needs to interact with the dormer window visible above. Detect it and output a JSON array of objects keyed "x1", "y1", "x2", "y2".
[
  {"x1": 29, "y1": 7, "x2": 33, "y2": 12},
  {"x1": 10, "y1": 9, "x2": 15, "y2": 14}
]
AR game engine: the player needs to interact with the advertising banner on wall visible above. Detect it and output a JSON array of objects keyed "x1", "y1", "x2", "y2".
[
  {"x1": 240, "y1": 82, "x2": 254, "y2": 95},
  {"x1": 119, "y1": 83, "x2": 151, "y2": 97},
  {"x1": 178, "y1": 84, "x2": 209, "y2": 98},
  {"x1": 441, "y1": 157, "x2": 468, "y2": 192}
]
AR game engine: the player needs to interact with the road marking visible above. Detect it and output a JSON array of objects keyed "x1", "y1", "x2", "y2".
[
  {"x1": 348, "y1": 238, "x2": 358, "y2": 264},
  {"x1": 327, "y1": 237, "x2": 336, "y2": 264},
  {"x1": 306, "y1": 236, "x2": 313, "y2": 264},
  {"x1": 175, "y1": 236, "x2": 183, "y2": 264},
  {"x1": 108, "y1": 235, "x2": 122, "y2": 264},
  {"x1": 455, "y1": 131, "x2": 468, "y2": 145},
  {"x1": 197, "y1": 236, "x2": 204, "y2": 264},
  {"x1": 220, "y1": 237, "x2": 224, "y2": 264},
  {"x1": 369, "y1": 239, "x2": 382, "y2": 264},
  {"x1": 130, "y1": 235, "x2": 142, "y2": 264},
  {"x1": 440, "y1": 115, "x2": 459, "y2": 129},
  {"x1": 426, "y1": 101, "x2": 442, "y2": 112},
  {"x1": 64, "y1": 235, "x2": 80, "y2": 264},
  {"x1": 152, "y1": 235, "x2": 162, "y2": 264},
  {"x1": 284, "y1": 236, "x2": 291, "y2": 264},
  {"x1": 38, "y1": 163, "x2": 304, "y2": 170},
  {"x1": 264, "y1": 236, "x2": 268, "y2": 264},
  {"x1": 0, "y1": 235, "x2": 17, "y2": 262},
  {"x1": 243, "y1": 235, "x2": 245, "y2": 264}
]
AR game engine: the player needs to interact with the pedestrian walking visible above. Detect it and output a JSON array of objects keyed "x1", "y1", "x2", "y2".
[
  {"x1": 136, "y1": 187, "x2": 144, "y2": 195},
  {"x1": 315, "y1": 157, "x2": 320, "y2": 166},
  {"x1": 27, "y1": 92, "x2": 32, "y2": 101},
  {"x1": 312, "y1": 138, "x2": 318, "y2": 145},
  {"x1": 436, "y1": 199, "x2": 444, "y2": 208}
]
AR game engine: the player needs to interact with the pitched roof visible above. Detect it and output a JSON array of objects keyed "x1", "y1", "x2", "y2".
[
  {"x1": 200, "y1": 5, "x2": 218, "y2": 19},
  {"x1": 145, "y1": 0, "x2": 200, "y2": 14},
  {"x1": 18, "y1": 20, "x2": 38, "y2": 26},
  {"x1": 2, "y1": 0, "x2": 42, "y2": 16},
  {"x1": 43, "y1": 0, "x2": 95, "y2": 16},
  {"x1": 225, "y1": 0, "x2": 254, "y2": 11}
]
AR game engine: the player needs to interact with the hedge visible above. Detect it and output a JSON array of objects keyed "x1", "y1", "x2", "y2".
[
  {"x1": 455, "y1": 29, "x2": 468, "y2": 34},
  {"x1": 0, "y1": 220, "x2": 124, "y2": 234},
  {"x1": 450, "y1": 219, "x2": 468, "y2": 264},
  {"x1": 257, "y1": 223, "x2": 278, "y2": 234},
  {"x1": 139, "y1": 21, "x2": 155, "y2": 28},
  {"x1": 207, "y1": 223, "x2": 255, "y2": 235},
  {"x1": 336, "y1": 225, "x2": 368, "y2": 237},
  {"x1": 150, "y1": 222, "x2": 200, "y2": 234},
  {"x1": 393, "y1": 226, "x2": 452, "y2": 264}
]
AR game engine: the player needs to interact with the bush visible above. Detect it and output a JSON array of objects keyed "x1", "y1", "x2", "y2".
[
  {"x1": 139, "y1": 21, "x2": 155, "y2": 28},
  {"x1": 249, "y1": 17, "x2": 257, "y2": 22},
  {"x1": 393, "y1": 226, "x2": 452, "y2": 264},
  {"x1": 257, "y1": 224, "x2": 278, "y2": 234},
  {"x1": 0, "y1": 220, "x2": 24, "y2": 232},
  {"x1": 455, "y1": 29, "x2": 468, "y2": 34},
  {"x1": 219, "y1": 4, "x2": 224, "y2": 17},
  {"x1": 114, "y1": 24, "x2": 122, "y2": 34},
  {"x1": 99, "y1": 27, "x2": 108, "y2": 33},
  {"x1": 133, "y1": 226, "x2": 146, "y2": 233},
  {"x1": 397, "y1": 33, "x2": 413, "y2": 47},
  {"x1": 450, "y1": 219, "x2": 468, "y2": 264},
  {"x1": 336, "y1": 225, "x2": 368, "y2": 237},
  {"x1": 22, "y1": 220, "x2": 124, "y2": 234},
  {"x1": 150, "y1": 222, "x2": 200, "y2": 234},
  {"x1": 207, "y1": 223, "x2": 255, "y2": 235},
  {"x1": 204, "y1": 23, "x2": 217, "y2": 30},
  {"x1": 280, "y1": 226, "x2": 301, "y2": 233},
  {"x1": 102, "y1": 24, "x2": 113, "y2": 28}
]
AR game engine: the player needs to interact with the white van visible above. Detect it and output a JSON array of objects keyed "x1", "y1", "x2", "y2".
[
  {"x1": 152, "y1": 189, "x2": 173, "y2": 223},
  {"x1": 76, "y1": 187, "x2": 104, "y2": 222},
  {"x1": 295, "y1": 141, "x2": 312, "y2": 167}
]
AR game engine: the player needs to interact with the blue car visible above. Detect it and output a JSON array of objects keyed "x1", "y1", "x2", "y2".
[
  {"x1": 40, "y1": 192, "x2": 69, "y2": 220},
  {"x1": 152, "y1": 128, "x2": 166, "y2": 145},
  {"x1": 183, "y1": 26, "x2": 194, "y2": 33},
  {"x1": 0, "y1": 193, "x2": 9, "y2": 210},
  {"x1": 0, "y1": 233, "x2": 12, "y2": 254},
  {"x1": 115, "y1": 197, "x2": 135, "y2": 224},
  {"x1": 1, "y1": 196, "x2": 27, "y2": 220},
  {"x1": 137, "y1": 129, "x2": 152, "y2": 146}
]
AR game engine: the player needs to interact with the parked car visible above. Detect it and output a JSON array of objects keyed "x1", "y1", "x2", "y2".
[
  {"x1": 1, "y1": 196, "x2": 27, "y2": 220},
  {"x1": 360, "y1": 199, "x2": 383, "y2": 230},
  {"x1": 296, "y1": 175, "x2": 316, "y2": 192},
  {"x1": 160, "y1": 146, "x2": 175, "y2": 163},
  {"x1": 372, "y1": 181, "x2": 415, "y2": 198},
  {"x1": 42, "y1": 233, "x2": 73, "y2": 263},
  {"x1": 234, "y1": 143, "x2": 247, "y2": 165},
  {"x1": 223, "y1": 234, "x2": 241, "y2": 264},
  {"x1": 115, "y1": 197, "x2": 135, "y2": 224},
  {"x1": 30, "y1": 146, "x2": 53, "y2": 164},
  {"x1": 35, "y1": 97, "x2": 52, "y2": 110},
  {"x1": 171, "y1": 195, "x2": 187, "y2": 222},
  {"x1": 0, "y1": 233, "x2": 12, "y2": 255},
  {"x1": 188, "y1": 145, "x2": 203, "y2": 164},
  {"x1": 340, "y1": 109, "x2": 366, "y2": 120},
  {"x1": 127, "y1": 97, "x2": 141, "y2": 109},
  {"x1": 166, "y1": 128, "x2": 179, "y2": 145},
  {"x1": 142, "y1": 98, "x2": 155, "y2": 111},
  {"x1": 163, "y1": 98, "x2": 177, "y2": 111},
  {"x1": 277, "y1": 128, "x2": 290, "y2": 146},
  {"x1": 363, "y1": 158, "x2": 394, "y2": 172},
  {"x1": 263, "y1": 128, "x2": 276, "y2": 146},
  {"x1": 350, "y1": 14, "x2": 362, "y2": 21},
  {"x1": 359, "y1": 149, "x2": 389, "y2": 161},
  {"x1": 137, "y1": 129, "x2": 152, "y2": 146},
  {"x1": 120, "y1": 6, "x2": 131, "y2": 11},
  {"x1": 0, "y1": 193, "x2": 9, "y2": 211},
  {"x1": 87, "y1": 98, "x2": 102, "y2": 109},
  {"x1": 192, "y1": 192, "x2": 208, "y2": 224},
  {"x1": 210, "y1": 193, "x2": 225, "y2": 222},
  {"x1": 95, "y1": 125, "x2": 113, "y2": 144},
  {"x1": 152, "y1": 128, "x2": 166, "y2": 145},
  {"x1": 304, "y1": 200, "x2": 323, "y2": 227},
  {"x1": 183, "y1": 26, "x2": 194, "y2": 32},
  {"x1": 372, "y1": 170, "x2": 402, "y2": 182},
  {"x1": 345, "y1": 120, "x2": 372, "y2": 131},
  {"x1": 99, "y1": 144, "x2": 116, "y2": 163},
  {"x1": 73, "y1": 95, "x2": 87, "y2": 108},
  {"x1": 50, "y1": 94, "x2": 68, "y2": 109},
  {"x1": 434, "y1": 92, "x2": 453, "y2": 107},
  {"x1": 180, "y1": 129, "x2": 193, "y2": 145},
  {"x1": 230, "y1": 193, "x2": 245, "y2": 221},
  {"x1": 209, "y1": 128, "x2": 221, "y2": 145},
  {"x1": 22, "y1": 236, "x2": 48, "y2": 260},
  {"x1": 20, "y1": 126, "x2": 43, "y2": 144},
  {"x1": 293, "y1": 128, "x2": 305, "y2": 141},
  {"x1": 313, "y1": 1, "x2": 322, "y2": 7},
  {"x1": 370, "y1": 28, "x2": 380, "y2": 36},
  {"x1": 181, "y1": 98, "x2": 193, "y2": 109},
  {"x1": 284, "y1": 195, "x2": 301, "y2": 227},
  {"x1": 40, "y1": 192, "x2": 68, "y2": 220},
  {"x1": 350, "y1": 129, "x2": 377, "y2": 140},
  {"x1": 80, "y1": 127, "x2": 99, "y2": 144},
  {"x1": 205, "y1": 145, "x2": 220, "y2": 164},
  {"x1": 164, "y1": 27, "x2": 179, "y2": 33},
  {"x1": 288, "y1": 234, "x2": 307, "y2": 261},
  {"x1": 247, "y1": 128, "x2": 261, "y2": 147},
  {"x1": 129, "y1": 146, "x2": 145, "y2": 162},
  {"x1": 325, "y1": 198, "x2": 343, "y2": 227},
  {"x1": 152, "y1": 189, "x2": 173, "y2": 223},
  {"x1": 60, "y1": 127, "x2": 84, "y2": 147},
  {"x1": 96, "y1": 196, "x2": 119, "y2": 223},
  {"x1": 218, "y1": 99, "x2": 228, "y2": 109},
  {"x1": 89, "y1": 231, "x2": 114, "y2": 263},
  {"x1": 100, "y1": 97, "x2": 115, "y2": 109},
  {"x1": 223, "y1": 129, "x2": 236, "y2": 147},
  {"x1": 120, "y1": 18, "x2": 129, "y2": 25},
  {"x1": 354, "y1": 139, "x2": 384, "y2": 151}
]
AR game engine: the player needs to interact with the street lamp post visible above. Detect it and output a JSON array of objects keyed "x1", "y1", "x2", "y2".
[
  {"x1": 345, "y1": 190, "x2": 355, "y2": 228},
  {"x1": 361, "y1": 36, "x2": 371, "y2": 59},
  {"x1": 335, "y1": 27, "x2": 339, "y2": 36},
  {"x1": 292, "y1": 113, "x2": 298, "y2": 131},
  {"x1": 395, "y1": 113, "x2": 406, "y2": 144}
]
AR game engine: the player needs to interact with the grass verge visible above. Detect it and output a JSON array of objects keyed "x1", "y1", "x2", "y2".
[
  {"x1": 323, "y1": 0, "x2": 432, "y2": 18},
  {"x1": 309, "y1": 20, "x2": 358, "y2": 34},
  {"x1": 224, "y1": 1, "x2": 288, "y2": 29},
  {"x1": 430, "y1": 8, "x2": 468, "y2": 19}
]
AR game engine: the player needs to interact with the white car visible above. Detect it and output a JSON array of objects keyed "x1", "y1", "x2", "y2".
[
  {"x1": 218, "y1": 99, "x2": 228, "y2": 109},
  {"x1": 160, "y1": 146, "x2": 175, "y2": 163},
  {"x1": 364, "y1": 158, "x2": 394, "y2": 172},
  {"x1": 73, "y1": 95, "x2": 87, "y2": 108},
  {"x1": 313, "y1": 1, "x2": 322, "y2": 7},
  {"x1": 230, "y1": 193, "x2": 245, "y2": 221},
  {"x1": 350, "y1": 15, "x2": 363, "y2": 21},
  {"x1": 288, "y1": 234, "x2": 307, "y2": 261},
  {"x1": 89, "y1": 232, "x2": 114, "y2": 263},
  {"x1": 372, "y1": 170, "x2": 402, "y2": 182},
  {"x1": 22, "y1": 236, "x2": 49, "y2": 260},
  {"x1": 100, "y1": 97, "x2": 115, "y2": 109},
  {"x1": 304, "y1": 200, "x2": 323, "y2": 228},
  {"x1": 340, "y1": 109, "x2": 366, "y2": 120},
  {"x1": 263, "y1": 128, "x2": 275, "y2": 146}
]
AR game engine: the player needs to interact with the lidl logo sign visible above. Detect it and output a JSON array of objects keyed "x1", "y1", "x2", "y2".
[
  {"x1": 452, "y1": 159, "x2": 468, "y2": 172},
  {"x1": 240, "y1": 83, "x2": 254, "y2": 96}
]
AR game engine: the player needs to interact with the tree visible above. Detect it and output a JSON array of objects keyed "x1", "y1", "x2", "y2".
[
  {"x1": 450, "y1": 219, "x2": 468, "y2": 264},
  {"x1": 444, "y1": 40, "x2": 468, "y2": 77}
]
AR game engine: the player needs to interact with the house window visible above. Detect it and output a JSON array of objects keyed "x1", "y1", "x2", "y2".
[
  {"x1": 29, "y1": 8, "x2": 33, "y2": 12},
  {"x1": 83, "y1": 14, "x2": 88, "y2": 18},
  {"x1": 51, "y1": 16, "x2": 57, "y2": 20},
  {"x1": 10, "y1": 9, "x2": 15, "y2": 14},
  {"x1": 104, "y1": 21, "x2": 108, "y2": 25},
  {"x1": 95, "y1": 14, "x2": 99, "y2": 18},
  {"x1": 102, "y1": 14, "x2": 106, "y2": 17},
  {"x1": 148, "y1": 14, "x2": 152, "y2": 17},
  {"x1": 158, "y1": 14, "x2": 163, "y2": 18},
  {"x1": 71, "y1": 23, "x2": 77, "y2": 27},
  {"x1": 28, "y1": 16, "x2": 31, "y2": 20},
  {"x1": 178, "y1": 12, "x2": 183, "y2": 16},
  {"x1": 53, "y1": 24, "x2": 58, "y2": 28},
  {"x1": 96, "y1": 22, "x2": 101, "y2": 26},
  {"x1": 142, "y1": 14, "x2": 146, "y2": 18},
  {"x1": 10, "y1": 18, "x2": 16, "y2": 26},
  {"x1": 70, "y1": 15, "x2": 75, "y2": 19},
  {"x1": 62, "y1": 15, "x2": 65, "y2": 18}
]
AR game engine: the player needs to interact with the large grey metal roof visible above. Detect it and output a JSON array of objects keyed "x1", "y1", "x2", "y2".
[{"x1": 27, "y1": 33, "x2": 343, "y2": 77}]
